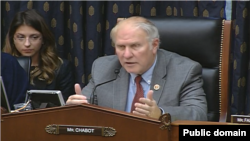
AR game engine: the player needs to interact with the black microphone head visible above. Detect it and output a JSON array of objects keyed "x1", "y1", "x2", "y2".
[{"x1": 114, "y1": 69, "x2": 120, "y2": 74}]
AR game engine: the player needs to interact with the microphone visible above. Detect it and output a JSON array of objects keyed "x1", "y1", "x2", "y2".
[{"x1": 90, "y1": 69, "x2": 120, "y2": 105}]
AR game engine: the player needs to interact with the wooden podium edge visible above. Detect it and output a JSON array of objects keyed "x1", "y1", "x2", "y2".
[
  {"x1": 2, "y1": 104, "x2": 172, "y2": 130},
  {"x1": 2, "y1": 104, "x2": 158, "y2": 121}
]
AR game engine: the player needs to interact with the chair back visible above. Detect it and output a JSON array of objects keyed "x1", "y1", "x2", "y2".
[
  {"x1": 146, "y1": 17, "x2": 231, "y2": 122},
  {"x1": 16, "y1": 56, "x2": 31, "y2": 82}
]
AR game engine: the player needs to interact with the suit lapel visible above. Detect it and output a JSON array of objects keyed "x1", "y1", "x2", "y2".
[
  {"x1": 113, "y1": 67, "x2": 129, "y2": 111},
  {"x1": 150, "y1": 50, "x2": 170, "y2": 104}
]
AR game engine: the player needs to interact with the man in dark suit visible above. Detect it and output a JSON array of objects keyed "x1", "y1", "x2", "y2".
[
  {"x1": 66, "y1": 16, "x2": 207, "y2": 121},
  {"x1": 1, "y1": 52, "x2": 29, "y2": 109}
]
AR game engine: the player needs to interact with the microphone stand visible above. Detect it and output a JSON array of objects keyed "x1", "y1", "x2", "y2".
[{"x1": 90, "y1": 69, "x2": 120, "y2": 105}]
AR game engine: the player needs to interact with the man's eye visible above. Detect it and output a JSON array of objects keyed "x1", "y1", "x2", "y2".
[
  {"x1": 132, "y1": 44, "x2": 139, "y2": 48},
  {"x1": 116, "y1": 46, "x2": 125, "y2": 49}
]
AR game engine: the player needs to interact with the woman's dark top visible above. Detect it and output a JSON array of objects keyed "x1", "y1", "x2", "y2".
[
  {"x1": 29, "y1": 59, "x2": 75, "y2": 102},
  {"x1": 1, "y1": 52, "x2": 29, "y2": 109}
]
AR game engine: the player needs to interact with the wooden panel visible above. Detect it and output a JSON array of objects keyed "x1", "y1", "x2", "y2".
[
  {"x1": 220, "y1": 20, "x2": 232, "y2": 122},
  {"x1": 1, "y1": 104, "x2": 170, "y2": 141}
]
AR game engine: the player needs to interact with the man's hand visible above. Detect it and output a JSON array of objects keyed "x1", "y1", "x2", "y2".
[
  {"x1": 132, "y1": 90, "x2": 162, "y2": 119},
  {"x1": 66, "y1": 83, "x2": 89, "y2": 105}
]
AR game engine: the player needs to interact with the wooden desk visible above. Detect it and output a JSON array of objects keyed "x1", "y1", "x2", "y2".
[
  {"x1": 1, "y1": 104, "x2": 170, "y2": 141},
  {"x1": 1, "y1": 105, "x2": 245, "y2": 141}
]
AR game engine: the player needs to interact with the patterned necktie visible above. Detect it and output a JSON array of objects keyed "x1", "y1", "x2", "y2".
[{"x1": 131, "y1": 75, "x2": 144, "y2": 112}]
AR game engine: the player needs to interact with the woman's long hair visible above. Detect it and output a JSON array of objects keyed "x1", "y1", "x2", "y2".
[{"x1": 3, "y1": 9, "x2": 61, "y2": 84}]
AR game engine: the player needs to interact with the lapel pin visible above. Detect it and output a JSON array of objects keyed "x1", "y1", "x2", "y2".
[{"x1": 154, "y1": 84, "x2": 160, "y2": 91}]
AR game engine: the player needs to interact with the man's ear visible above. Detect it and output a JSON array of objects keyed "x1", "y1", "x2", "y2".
[{"x1": 152, "y1": 38, "x2": 159, "y2": 53}]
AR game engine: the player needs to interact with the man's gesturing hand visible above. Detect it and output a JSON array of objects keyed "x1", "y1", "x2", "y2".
[
  {"x1": 133, "y1": 90, "x2": 162, "y2": 119},
  {"x1": 66, "y1": 83, "x2": 89, "y2": 105}
]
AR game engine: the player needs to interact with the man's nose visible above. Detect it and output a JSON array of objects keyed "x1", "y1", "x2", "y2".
[{"x1": 123, "y1": 47, "x2": 133, "y2": 58}]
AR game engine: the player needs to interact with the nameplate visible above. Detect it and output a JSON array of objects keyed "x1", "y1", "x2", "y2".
[
  {"x1": 45, "y1": 124, "x2": 116, "y2": 136},
  {"x1": 231, "y1": 115, "x2": 250, "y2": 124}
]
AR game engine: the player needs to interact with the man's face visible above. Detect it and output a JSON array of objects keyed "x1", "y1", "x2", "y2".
[{"x1": 114, "y1": 26, "x2": 158, "y2": 75}]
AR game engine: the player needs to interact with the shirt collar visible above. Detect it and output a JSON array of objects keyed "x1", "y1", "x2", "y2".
[{"x1": 130, "y1": 55, "x2": 157, "y2": 85}]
